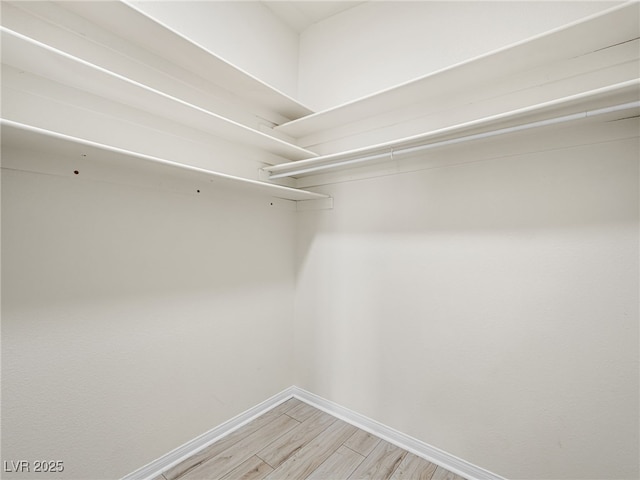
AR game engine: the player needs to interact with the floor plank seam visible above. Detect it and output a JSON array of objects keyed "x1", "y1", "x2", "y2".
[
  {"x1": 173, "y1": 411, "x2": 301, "y2": 480},
  {"x1": 187, "y1": 415, "x2": 300, "y2": 478},
  {"x1": 303, "y1": 446, "x2": 366, "y2": 480},
  {"x1": 165, "y1": 400, "x2": 303, "y2": 480},
  {"x1": 255, "y1": 413, "x2": 339, "y2": 472},
  {"x1": 254, "y1": 453, "x2": 275, "y2": 470},
  {"x1": 342, "y1": 443, "x2": 368, "y2": 458}
]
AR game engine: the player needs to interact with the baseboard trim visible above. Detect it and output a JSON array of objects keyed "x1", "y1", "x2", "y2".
[
  {"x1": 122, "y1": 385, "x2": 506, "y2": 480},
  {"x1": 290, "y1": 386, "x2": 506, "y2": 480},
  {"x1": 121, "y1": 386, "x2": 296, "y2": 480}
]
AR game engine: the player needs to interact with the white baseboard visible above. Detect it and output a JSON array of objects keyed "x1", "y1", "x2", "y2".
[
  {"x1": 121, "y1": 386, "x2": 296, "y2": 480},
  {"x1": 122, "y1": 385, "x2": 506, "y2": 480},
  {"x1": 290, "y1": 386, "x2": 506, "y2": 480}
]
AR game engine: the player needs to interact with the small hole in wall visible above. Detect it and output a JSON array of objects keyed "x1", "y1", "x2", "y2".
[
  {"x1": 196, "y1": 189, "x2": 201, "y2": 193},
  {"x1": 270, "y1": 202, "x2": 273, "y2": 206},
  {"x1": 73, "y1": 170, "x2": 79, "y2": 175}
]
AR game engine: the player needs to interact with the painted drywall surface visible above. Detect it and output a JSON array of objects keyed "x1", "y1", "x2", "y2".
[
  {"x1": 1, "y1": 169, "x2": 296, "y2": 479},
  {"x1": 298, "y1": 1, "x2": 619, "y2": 111},
  {"x1": 293, "y1": 127, "x2": 639, "y2": 479},
  {"x1": 130, "y1": 1, "x2": 299, "y2": 99}
]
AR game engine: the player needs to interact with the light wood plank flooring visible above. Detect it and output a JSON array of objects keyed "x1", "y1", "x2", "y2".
[{"x1": 153, "y1": 399, "x2": 467, "y2": 480}]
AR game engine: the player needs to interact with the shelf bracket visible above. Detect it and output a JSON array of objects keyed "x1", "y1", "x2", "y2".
[{"x1": 296, "y1": 197, "x2": 333, "y2": 211}]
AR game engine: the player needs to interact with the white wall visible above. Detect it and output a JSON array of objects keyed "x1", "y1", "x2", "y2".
[
  {"x1": 1, "y1": 168, "x2": 296, "y2": 479},
  {"x1": 298, "y1": 1, "x2": 618, "y2": 111},
  {"x1": 294, "y1": 122, "x2": 639, "y2": 479},
  {"x1": 131, "y1": 0, "x2": 299, "y2": 99}
]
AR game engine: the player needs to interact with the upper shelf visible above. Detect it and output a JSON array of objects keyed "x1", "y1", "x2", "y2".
[
  {"x1": 32, "y1": 0, "x2": 314, "y2": 123},
  {"x1": 276, "y1": 1, "x2": 639, "y2": 139},
  {"x1": 64, "y1": 1, "x2": 313, "y2": 122},
  {"x1": 1, "y1": 27, "x2": 316, "y2": 162},
  {"x1": 1, "y1": 120, "x2": 329, "y2": 203}
]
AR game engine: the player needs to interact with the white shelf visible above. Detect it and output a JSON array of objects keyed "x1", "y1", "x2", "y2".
[
  {"x1": 0, "y1": 120, "x2": 329, "y2": 202},
  {"x1": 1, "y1": 27, "x2": 316, "y2": 162},
  {"x1": 3, "y1": 1, "x2": 637, "y2": 192},
  {"x1": 276, "y1": 2, "x2": 639, "y2": 140},
  {"x1": 3, "y1": 0, "x2": 313, "y2": 123},
  {"x1": 265, "y1": 80, "x2": 640, "y2": 178}
]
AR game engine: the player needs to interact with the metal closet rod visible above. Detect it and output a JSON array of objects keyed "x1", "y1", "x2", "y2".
[{"x1": 268, "y1": 101, "x2": 640, "y2": 180}]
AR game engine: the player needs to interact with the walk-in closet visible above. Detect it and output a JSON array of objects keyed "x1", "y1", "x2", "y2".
[{"x1": 2, "y1": 2, "x2": 638, "y2": 479}]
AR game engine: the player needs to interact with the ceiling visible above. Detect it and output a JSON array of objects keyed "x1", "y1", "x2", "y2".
[{"x1": 261, "y1": 1, "x2": 366, "y2": 33}]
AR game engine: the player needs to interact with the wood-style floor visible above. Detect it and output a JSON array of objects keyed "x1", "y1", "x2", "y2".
[{"x1": 152, "y1": 398, "x2": 467, "y2": 480}]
